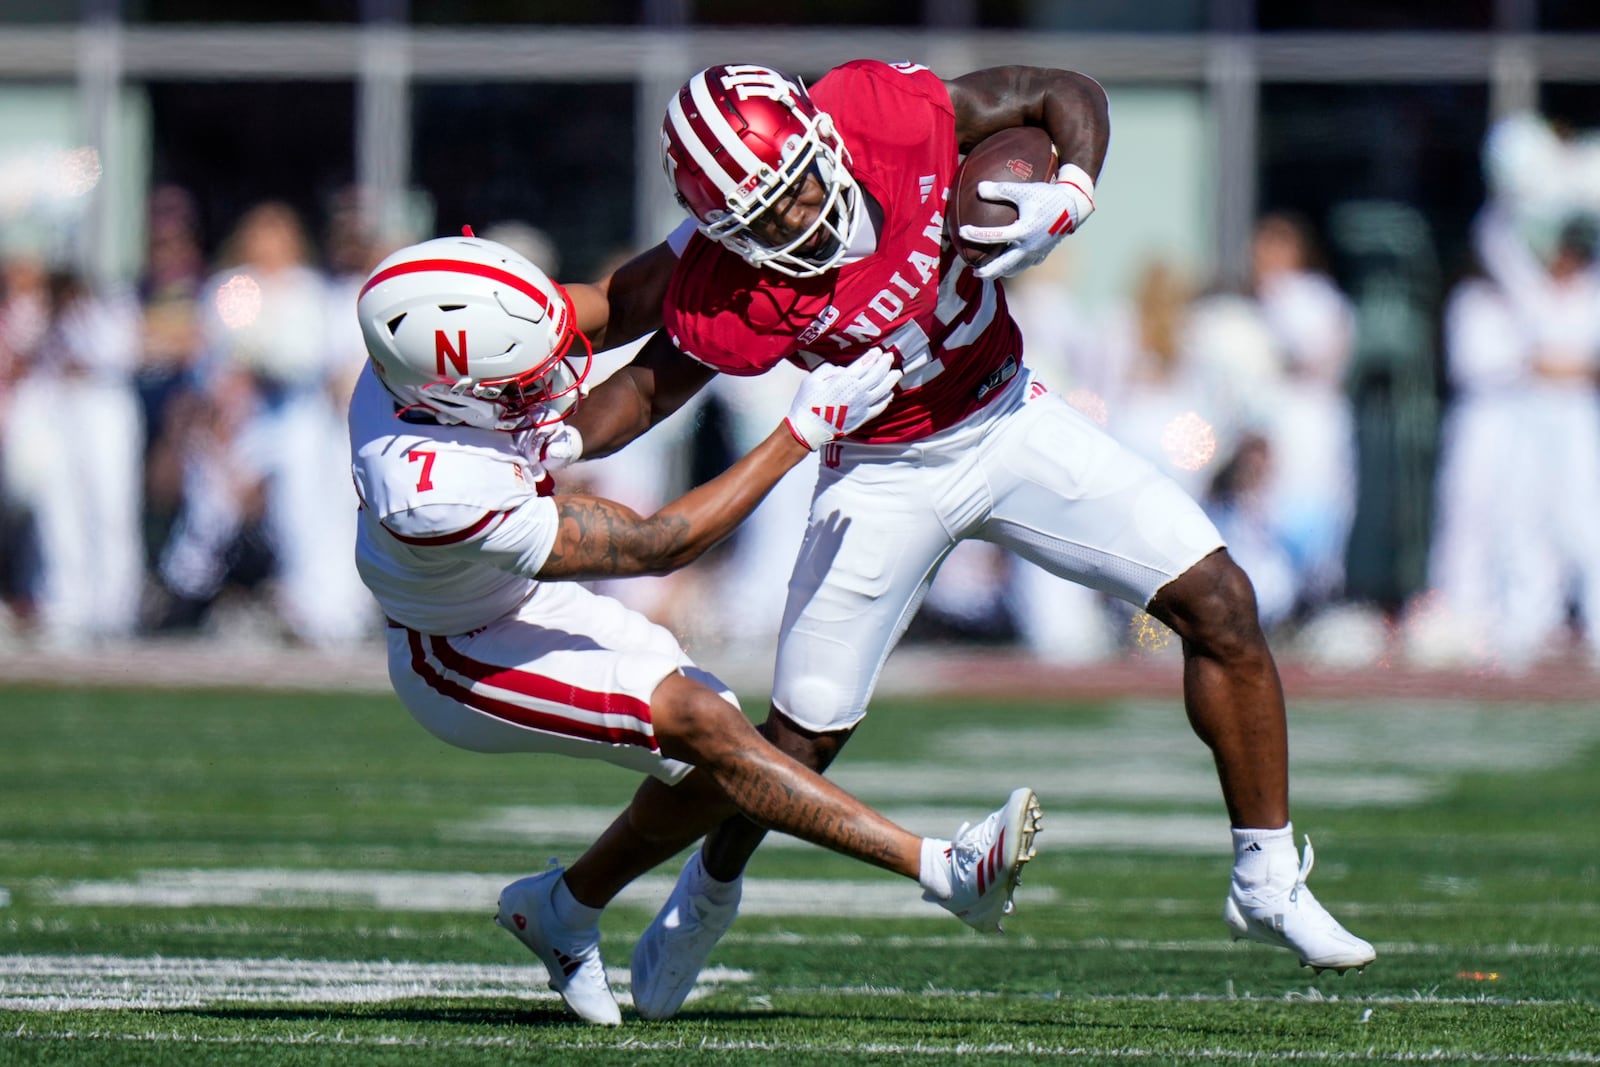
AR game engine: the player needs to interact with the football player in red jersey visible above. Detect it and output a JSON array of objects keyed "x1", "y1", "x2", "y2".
[{"x1": 555, "y1": 61, "x2": 1375, "y2": 1018}]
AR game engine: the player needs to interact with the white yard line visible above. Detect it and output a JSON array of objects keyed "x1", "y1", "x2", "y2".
[
  {"x1": 39, "y1": 868, "x2": 1600, "y2": 921},
  {"x1": 1, "y1": 953, "x2": 1584, "y2": 1014},
  {"x1": 0, "y1": 955, "x2": 751, "y2": 1011},
  {"x1": 42, "y1": 868, "x2": 1057, "y2": 918},
  {"x1": 718, "y1": 931, "x2": 1600, "y2": 957},
  {"x1": 773, "y1": 983, "x2": 1572, "y2": 1008}
]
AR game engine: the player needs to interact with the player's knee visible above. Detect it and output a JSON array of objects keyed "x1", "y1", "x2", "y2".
[
  {"x1": 1155, "y1": 551, "x2": 1267, "y2": 659},
  {"x1": 652, "y1": 674, "x2": 753, "y2": 764},
  {"x1": 775, "y1": 675, "x2": 862, "y2": 738}
]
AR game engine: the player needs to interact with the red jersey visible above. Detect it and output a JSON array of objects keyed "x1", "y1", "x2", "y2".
[{"x1": 662, "y1": 59, "x2": 1025, "y2": 445}]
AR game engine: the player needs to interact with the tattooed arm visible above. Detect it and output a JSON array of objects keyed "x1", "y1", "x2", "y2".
[{"x1": 536, "y1": 425, "x2": 809, "y2": 580}]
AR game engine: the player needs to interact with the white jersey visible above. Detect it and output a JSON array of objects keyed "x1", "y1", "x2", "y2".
[{"x1": 348, "y1": 365, "x2": 561, "y2": 634}]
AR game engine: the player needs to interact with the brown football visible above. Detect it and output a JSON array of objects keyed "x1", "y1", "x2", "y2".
[{"x1": 946, "y1": 126, "x2": 1059, "y2": 268}]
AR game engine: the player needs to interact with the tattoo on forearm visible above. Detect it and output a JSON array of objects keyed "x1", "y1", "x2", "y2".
[{"x1": 539, "y1": 496, "x2": 694, "y2": 579}]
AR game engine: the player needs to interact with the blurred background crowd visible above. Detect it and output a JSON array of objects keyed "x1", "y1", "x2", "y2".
[{"x1": 1, "y1": 2, "x2": 1599, "y2": 677}]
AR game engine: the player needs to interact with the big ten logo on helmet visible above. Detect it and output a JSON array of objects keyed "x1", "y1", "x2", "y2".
[
  {"x1": 720, "y1": 65, "x2": 793, "y2": 102},
  {"x1": 436, "y1": 330, "x2": 468, "y2": 376}
]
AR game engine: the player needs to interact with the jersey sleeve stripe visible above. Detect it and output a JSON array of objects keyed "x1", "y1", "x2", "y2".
[
  {"x1": 382, "y1": 509, "x2": 510, "y2": 546},
  {"x1": 405, "y1": 629, "x2": 658, "y2": 750}
]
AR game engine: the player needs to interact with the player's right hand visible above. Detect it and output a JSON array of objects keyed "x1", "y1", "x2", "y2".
[
  {"x1": 960, "y1": 163, "x2": 1096, "y2": 280},
  {"x1": 784, "y1": 348, "x2": 902, "y2": 450},
  {"x1": 527, "y1": 424, "x2": 584, "y2": 471}
]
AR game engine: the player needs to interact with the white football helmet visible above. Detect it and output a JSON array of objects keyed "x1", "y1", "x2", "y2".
[
  {"x1": 356, "y1": 234, "x2": 591, "y2": 432},
  {"x1": 661, "y1": 64, "x2": 862, "y2": 278}
]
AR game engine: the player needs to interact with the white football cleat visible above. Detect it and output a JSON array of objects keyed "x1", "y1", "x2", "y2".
[
  {"x1": 928, "y1": 786, "x2": 1042, "y2": 933},
  {"x1": 629, "y1": 857, "x2": 741, "y2": 1021},
  {"x1": 1223, "y1": 836, "x2": 1376, "y2": 974},
  {"x1": 495, "y1": 867, "x2": 622, "y2": 1025}
]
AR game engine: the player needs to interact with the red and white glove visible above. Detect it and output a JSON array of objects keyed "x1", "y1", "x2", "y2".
[
  {"x1": 516, "y1": 423, "x2": 584, "y2": 472},
  {"x1": 537, "y1": 424, "x2": 584, "y2": 471},
  {"x1": 784, "y1": 348, "x2": 903, "y2": 450},
  {"x1": 959, "y1": 162, "x2": 1096, "y2": 281}
]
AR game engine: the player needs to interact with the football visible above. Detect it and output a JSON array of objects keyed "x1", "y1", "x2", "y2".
[{"x1": 947, "y1": 126, "x2": 1059, "y2": 268}]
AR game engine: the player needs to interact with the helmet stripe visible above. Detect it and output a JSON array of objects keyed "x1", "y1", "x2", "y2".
[
  {"x1": 359, "y1": 257, "x2": 557, "y2": 327},
  {"x1": 689, "y1": 68, "x2": 768, "y2": 190},
  {"x1": 666, "y1": 85, "x2": 744, "y2": 201},
  {"x1": 689, "y1": 71, "x2": 765, "y2": 177}
]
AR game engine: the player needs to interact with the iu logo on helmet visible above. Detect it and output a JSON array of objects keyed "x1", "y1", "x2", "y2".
[{"x1": 435, "y1": 329, "x2": 468, "y2": 376}]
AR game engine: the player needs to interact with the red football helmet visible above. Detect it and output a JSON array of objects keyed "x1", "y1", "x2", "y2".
[{"x1": 661, "y1": 64, "x2": 862, "y2": 278}]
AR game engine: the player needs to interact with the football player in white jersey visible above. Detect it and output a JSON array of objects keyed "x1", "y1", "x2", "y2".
[
  {"x1": 541, "y1": 62, "x2": 1377, "y2": 1017},
  {"x1": 349, "y1": 233, "x2": 1043, "y2": 1025}
]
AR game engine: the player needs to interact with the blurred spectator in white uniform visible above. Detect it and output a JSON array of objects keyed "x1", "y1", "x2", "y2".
[
  {"x1": 1418, "y1": 111, "x2": 1600, "y2": 671},
  {"x1": 1111, "y1": 261, "x2": 1234, "y2": 500},
  {"x1": 1140, "y1": 267, "x2": 1296, "y2": 630},
  {"x1": 1423, "y1": 260, "x2": 1543, "y2": 668},
  {"x1": 158, "y1": 201, "x2": 369, "y2": 645},
  {"x1": 138, "y1": 186, "x2": 210, "y2": 583},
  {"x1": 1476, "y1": 207, "x2": 1600, "y2": 666},
  {"x1": 0, "y1": 254, "x2": 50, "y2": 630},
  {"x1": 315, "y1": 190, "x2": 399, "y2": 636},
  {"x1": 1249, "y1": 212, "x2": 1359, "y2": 615},
  {"x1": 0, "y1": 248, "x2": 53, "y2": 632},
  {"x1": 0, "y1": 265, "x2": 144, "y2": 652}
]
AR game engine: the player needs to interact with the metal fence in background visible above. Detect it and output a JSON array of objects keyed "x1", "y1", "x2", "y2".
[{"x1": 2, "y1": 22, "x2": 1599, "y2": 283}]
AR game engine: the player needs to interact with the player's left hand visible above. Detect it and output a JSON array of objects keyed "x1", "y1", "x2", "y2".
[{"x1": 958, "y1": 163, "x2": 1096, "y2": 281}]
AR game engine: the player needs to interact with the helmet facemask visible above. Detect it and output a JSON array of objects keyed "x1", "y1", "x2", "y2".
[
  {"x1": 452, "y1": 325, "x2": 590, "y2": 431},
  {"x1": 416, "y1": 348, "x2": 590, "y2": 433},
  {"x1": 694, "y1": 113, "x2": 860, "y2": 278}
]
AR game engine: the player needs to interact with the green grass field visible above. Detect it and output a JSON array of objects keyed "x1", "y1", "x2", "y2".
[{"x1": 2, "y1": 676, "x2": 1597, "y2": 1064}]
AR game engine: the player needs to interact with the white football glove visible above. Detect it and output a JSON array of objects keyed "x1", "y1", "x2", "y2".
[
  {"x1": 959, "y1": 162, "x2": 1097, "y2": 281},
  {"x1": 515, "y1": 423, "x2": 584, "y2": 471},
  {"x1": 784, "y1": 348, "x2": 903, "y2": 450}
]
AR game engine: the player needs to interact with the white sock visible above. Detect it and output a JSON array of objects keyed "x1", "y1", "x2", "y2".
[
  {"x1": 918, "y1": 837, "x2": 954, "y2": 900},
  {"x1": 550, "y1": 874, "x2": 605, "y2": 931},
  {"x1": 683, "y1": 850, "x2": 740, "y2": 904},
  {"x1": 1231, "y1": 823, "x2": 1297, "y2": 894}
]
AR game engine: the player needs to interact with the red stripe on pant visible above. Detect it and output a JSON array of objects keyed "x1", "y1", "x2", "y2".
[{"x1": 406, "y1": 628, "x2": 657, "y2": 749}]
